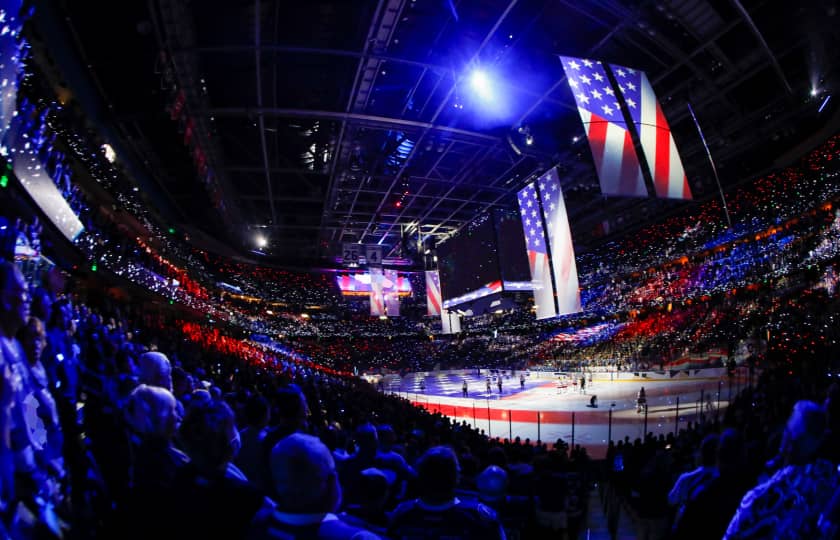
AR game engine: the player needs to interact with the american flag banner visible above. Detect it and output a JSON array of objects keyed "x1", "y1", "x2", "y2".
[
  {"x1": 384, "y1": 269, "x2": 400, "y2": 317},
  {"x1": 369, "y1": 266, "x2": 385, "y2": 316},
  {"x1": 608, "y1": 62, "x2": 692, "y2": 200},
  {"x1": 425, "y1": 270, "x2": 442, "y2": 316},
  {"x1": 536, "y1": 169, "x2": 582, "y2": 316},
  {"x1": 560, "y1": 56, "x2": 648, "y2": 198},
  {"x1": 442, "y1": 280, "x2": 503, "y2": 309},
  {"x1": 518, "y1": 183, "x2": 557, "y2": 320}
]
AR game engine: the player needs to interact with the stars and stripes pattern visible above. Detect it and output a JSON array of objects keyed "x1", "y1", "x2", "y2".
[
  {"x1": 369, "y1": 266, "x2": 385, "y2": 316},
  {"x1": 536, "y1": 169, "x2": 581, "y2": 316},
  {"x1": 425, "y1": 270, "x2": 442, "y2": 316},
  {"x1": 608, "y1": 62, "x2": 692, "y2": 200},
  {"x1": 517, "y1": 182, "x2": 557, "y2": 320},
  {"x1": 560, "y1": 56, "x2": 648, "y2": 198},
  {"x1": 384, "y1": 269, "x2": 400, "y2": 316},
  {"x1": 441, "y1": 280, "x2": 503, "y2": 309}
]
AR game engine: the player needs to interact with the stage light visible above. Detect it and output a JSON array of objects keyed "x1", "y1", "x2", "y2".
[
  {"x1": 256, "y1": 235, "x2": 268, "y2": 248},
  {"x1": 811, "y1": 87, "x2": 819, "y2": 96},
  {"x1": 525, "y1": 134, "x2": 534, "y2": 146},
  {"x1": 101, "y1": 143, "x2": 116, "y2": 163},
  {"x1": 469, "y1": 69, "x2": 493, "y2": 101}
]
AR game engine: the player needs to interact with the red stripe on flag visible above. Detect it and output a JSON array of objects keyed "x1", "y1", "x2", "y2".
[
  {"x1": 654, "y1": 103, "x2": 670, "y2": 197},
  {"x1": 587, "y1": 120, "x2": 609, "y2": 168}
]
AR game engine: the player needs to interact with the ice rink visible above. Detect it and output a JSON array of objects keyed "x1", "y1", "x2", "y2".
[{"x1": 390, "y1": 367, "x2": 750, "y2": 459}]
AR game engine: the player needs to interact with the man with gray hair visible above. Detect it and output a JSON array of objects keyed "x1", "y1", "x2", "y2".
[
  {"x1": 137, "y1": 351, "x2": 173, "y2": 392},
  {"x1": 269, "y1": 433, "x2": 380, "y2": 539}
]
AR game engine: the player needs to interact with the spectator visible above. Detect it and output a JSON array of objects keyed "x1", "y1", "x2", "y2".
[
  {"x1": 668, "y1": 433, "x2": 719, "y2": 508},
  {"x1": 388, "y1": 446, "x2": 505, "y2": 540},
  {"x1": 725, "y1": 401, "x2": 840, "y2": 539},
  {"x1": 269, "y1": 433, "x2": 380, "y2": 539},
  {"x1": 137, "y1": 351, "x2": 173, "y2": 392}
]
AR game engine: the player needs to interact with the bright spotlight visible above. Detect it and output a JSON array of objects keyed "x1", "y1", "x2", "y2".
[
  {"x1": 101, "y1": 143, "x2": 116, "y2": 163},
  {"x1": 811, "y1": 87, "x2": 819, "y2": 96},
  {"x1": 469, "y1": 69, "x2": 493, "y2": 101},
  {"x1": 256, "y1": 235, "x2": 268, "y2": 248}
]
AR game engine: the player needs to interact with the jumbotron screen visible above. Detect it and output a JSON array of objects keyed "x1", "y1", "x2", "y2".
[{"x1": 437, "y1": 209, "x2": 529, "y2": 302}]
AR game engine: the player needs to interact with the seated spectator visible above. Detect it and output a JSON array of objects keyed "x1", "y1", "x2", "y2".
[
  {"x1": 18, "y1": 317, "x2": 63, "y2": 469},
  {"x1": 110, "y1": 384, "x2": 186, "y2": 537},
  {"x1": 725, "y1": 400, "x2": 840, "y2": 539},
  {"x1": 269, "y1": 433, "x2": 380, "y2": 539},
  {"x1": 338, "y1": 467, "x2": 392, "y2": 536},
  {"x1": 388, "y1": 446, "x2": 505, "y2": 540},
  {"x1": 668, "y1": 433, "x2": 719, "y2": 508},
  {"x1": 340, "y1": 424, "x2": 379, "y2": 504},
  {"x1": 137, "y1": 351, "x2": 173, "y2": 392},
  {"x1": 672, "y1": 429, "x2": 751, "y2": 539},
  {"x1": 235, "y1": 394, "x2": 270, "y2": 483},
  {"x1": 163, "y1": 399, "x2": 276, "y2": 539},
  {"x1": 123, "y1": 384, "x2": 186, "y2": 491},
  {"x1": 476, "y1": 465, "x2": 533, "y2": 540}
]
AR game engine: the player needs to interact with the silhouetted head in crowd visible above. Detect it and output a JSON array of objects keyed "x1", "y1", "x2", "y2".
[
  {"x1": 354, "y1": 423, "x2": 378, "y2": 457},
  {"x1": 47, "y1": 298, "x2": 72, "y2": 332},
  {"x1": 179, "y1": 399, "x2": 240, "y2": 473},
  {"x1": 699, "y1": 433, "x2": 719, "y2": 468},
  {"x1": 18, "y1": 316, "x2": 46, "y2": 366},
  {"x1": 416, "y1": 446, "x2": 460, "y2": 504},
  {"x1": 782, "y1": 400, "x2": 827, "y2": 466},
  {"x1": 476, "y1": 465, "x2": 508, "y2": 503},
  {"x1": 716, "y1": 428, "x2": 744, "y2": 476},
  {"x1": 171, "y1": 366, "x2": 193, "y2": 399},
  {"x1": 376, "y1": 424, "x2": 397, "y2": 451},
  {"x1": 0, "y1": 261, "x2": 30, "y2": 338},
  {"x1": 125, "y1": 384, "x2": 181, "y2": 441},
  {"x1": 270, "y1": 433, "x2": 341, "y2": 514},
  {"x1": 28, "y1": 287, "x2": 51, "y2": 322},
  {"x1": 138, "y1": 351, "x2": 173, "y2": 391},
  {"x1": 354, "y1": 467, "x2": 391, "y2": 512},
  {"x1": 243, "y1": 395, "x2": 270, "y2": 429},
  {"x1": 274, "y1": 384, "x2": 309, "y2": 432}
]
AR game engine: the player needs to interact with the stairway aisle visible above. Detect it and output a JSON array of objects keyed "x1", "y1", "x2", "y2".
[{"x1": 580, "y1": 484, "x2": 636, "y2": 540}]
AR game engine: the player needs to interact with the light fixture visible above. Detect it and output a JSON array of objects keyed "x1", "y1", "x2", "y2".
[
  {"x1": 469, "y1": 69, "x2": 494, "y2": 101},
  {"x1": 101, "y1": 143, "x2": 116, "y2": 163},
  {"x1": 256, "y1": 234, "x2": 268, "y2": 248}
]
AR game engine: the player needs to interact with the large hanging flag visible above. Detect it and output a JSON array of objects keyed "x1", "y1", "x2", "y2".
[
  {"x1": 384, "y1": 269, "x2": 401, "y2": 317},
  {"x1": 560, "y1": 56, "x2": 648, "y2": 198},
  {"x1": 425, "y1": 270, "x2": 442, "y2": 316},
  {"x1": 536, "y1": 169, "x2": 581, "y2": 316},
  {"x1": 369, "y1": 266, "x2": 385, "y2": 316},
  {"x1": 608, "y1": 62, "x2": 692, "y2": 200},
  {"x1": 517, "y1": 182, "x2": 557, "y2": 320}
]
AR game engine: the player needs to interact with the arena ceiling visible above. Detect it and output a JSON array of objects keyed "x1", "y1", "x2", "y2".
[{"x1": 45, "y1": 0, "x2": 840, "y2": 266}]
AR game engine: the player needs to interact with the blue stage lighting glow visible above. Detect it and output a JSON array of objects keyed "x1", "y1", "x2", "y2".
[{"x1": 470, "y1": 70, "x2": 493, "y2": 101}]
